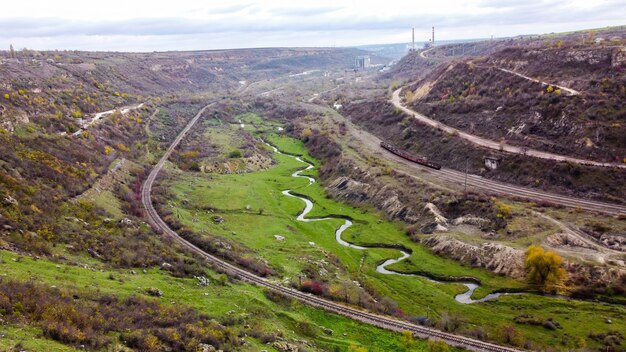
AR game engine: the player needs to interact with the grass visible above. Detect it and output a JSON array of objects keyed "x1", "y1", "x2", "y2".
[
  {"x1": 0, "y1": 325, "x2": 80, "y2": 352},
  {"x1": 0, "y1": 250, "x2": 428, "y2": 352},
  {"x1": 162, "y1": 123, "x2": 626, "y2": 350}
]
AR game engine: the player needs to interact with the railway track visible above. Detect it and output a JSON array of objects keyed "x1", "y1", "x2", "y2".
[
  {"x1": 141, "y1": 103, "x2": 521, "y2": 352},
  {"x1": 340, "y1": 116, "x2": 626, "y2": 216},
  {"x1": 388, "y1": 152, "x2": 626, "y2": 216}
]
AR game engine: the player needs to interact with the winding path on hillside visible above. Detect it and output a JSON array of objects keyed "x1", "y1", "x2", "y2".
[
  {"x1": 419, "y1": 47, "x2": 580, "y2": 96},
  {"x1": 495, "y1": 67, "x2": 580, "y2": 96},
  {"x1": 141, "y1": 103, "x2": 521, "y2": 352},
  {"x1": 391, "y1": 87, "x2": 626, "y2": 170},
  {"x1": 71, "y1": 102, "x2": 146, "y2": 136}
]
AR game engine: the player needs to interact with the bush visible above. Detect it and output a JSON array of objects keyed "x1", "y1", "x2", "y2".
[
  {"x1": 0, "y1": 280, "x2": 239, "y2": 350},
  {"x1": 427, "y1": 339, "x2": 449, "y2": 352},
  {"x1": 228, "y1": 149, "x2": 242, "y2": 158},
  {"x1": 300, "y1": 280, "x2": 325, "y2": 296}
]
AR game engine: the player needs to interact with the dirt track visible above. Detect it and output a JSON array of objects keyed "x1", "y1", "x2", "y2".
[{"x1": 391, "y1": 88, "x2": 626, "y2": 170}]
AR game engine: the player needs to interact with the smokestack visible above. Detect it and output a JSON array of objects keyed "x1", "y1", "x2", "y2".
[
  {"x1": 412, "y1": 28, "x2": 415, "y2": 51},
  {"x1": 432, "y1": 26, "x2": 435, "y2": 46}
]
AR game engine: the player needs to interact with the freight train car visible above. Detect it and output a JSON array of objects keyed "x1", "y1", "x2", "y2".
[{"x1": 380, "y1": 142, "x2": 442, "y2": 170}]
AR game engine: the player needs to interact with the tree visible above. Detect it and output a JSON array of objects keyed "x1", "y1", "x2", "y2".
[{"x1": 525, "y1": 245, "x2": 567, "y2": 292}]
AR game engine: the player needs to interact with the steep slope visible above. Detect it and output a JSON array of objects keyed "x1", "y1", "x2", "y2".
[{"x1": 405, "y1": 42, "x2": 625, "y2": 162}]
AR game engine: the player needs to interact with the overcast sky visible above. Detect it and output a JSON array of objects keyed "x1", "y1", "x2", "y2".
[{"x1": 1, "y1": 0, "x2": 624, "y2": 51}]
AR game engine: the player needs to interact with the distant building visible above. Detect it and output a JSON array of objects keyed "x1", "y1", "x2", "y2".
[{"x1": 354, "y1": 55, "x2": 370, "y2": 69}]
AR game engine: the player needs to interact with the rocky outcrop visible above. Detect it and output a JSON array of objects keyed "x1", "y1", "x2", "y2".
[
  {"x1": 545, "y1": 232, "x2": 595, "y2": 249},
  {"x1": 421, "y1": 235, "x2": 626, "y2": 288},
  {"x1": 611, "y1": 47, "x2": 626, "y2": 68},
  {"x1": 452, "y1": 215, "x2": 490, "y2": 227},
  {"x1": 421, "y1": 236, "x2": 525, "y2": 278},
  {"x1": 327, "y1": 176, "x2": 421, "y2": 223},
  {"x1": 566, "y1": 262, "x2": 626, "y2": 289}
]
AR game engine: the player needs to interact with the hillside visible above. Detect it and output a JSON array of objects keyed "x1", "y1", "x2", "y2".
[
  {"x1": 1, "y1": 29, "x2": 626, "y2": 352},
  {"x1": 0, "y1": 48, "x2": 373, "y2": 135},
  {"x1": 404, "y1": 41, "x2": 625, "y2": 162},
  {"x1": 0, "y1": 47, "x2": 423, "y2": 352}
]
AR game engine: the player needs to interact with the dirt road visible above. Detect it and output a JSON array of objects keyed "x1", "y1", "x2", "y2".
[{"x1": 391, "y1": 88, "x2": 625, "y2": 169}]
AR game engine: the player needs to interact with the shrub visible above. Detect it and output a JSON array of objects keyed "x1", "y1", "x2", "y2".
[
  {"x1": 495, "y1": 201, "x2": 512, "y2": 220},
  {"x1": 228, "y1": 149, "x2": 242, "y2": 158},
  {"x1": 71, "y1": 110, "x2": 83, "y2": 119},
  {"x1": 300, "y1": 280, "x2": 325, "y2": 295},
  {"x1": 0, "y1": 280, "x2": 238, "y2": 350},
  {"x1": 427, "y1": 339, "x2": 449, "y2": 352},
  {"x1": 401, "y1": 330, "x2": 413, "y2": 347},
  {"x1": 299, "y1": 128, "x2": 312, "y2": 142}
]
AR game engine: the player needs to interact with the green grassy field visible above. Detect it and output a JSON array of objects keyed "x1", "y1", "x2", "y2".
[
  {"x1": 161, "y1": 119, "x2": 626, "y2": 350},
  {"x1": 0, "y1": 249, "x2": 433, "y2": 352}
]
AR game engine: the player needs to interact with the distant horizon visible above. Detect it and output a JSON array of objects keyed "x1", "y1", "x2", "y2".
[
  {"x1": 1, "y1": 0, "x2": 624, "y2": 52},
  {"x1": 2, "y1": 26, "x2": 621, "y2": 55}
]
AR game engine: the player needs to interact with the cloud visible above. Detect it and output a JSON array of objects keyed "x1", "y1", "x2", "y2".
[
  {"x1": 207, "y1": 3, "x2": 255, "y2": 15},
  {"x1": 0, "y1": 0, "x2": 624, "y2": 51}
]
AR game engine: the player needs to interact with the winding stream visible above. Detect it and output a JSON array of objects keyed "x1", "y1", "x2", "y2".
[{"x1": 267, "y1": 142, "x2": 516, "y2": 304}]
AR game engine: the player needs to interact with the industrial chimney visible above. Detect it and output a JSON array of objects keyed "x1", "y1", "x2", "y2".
[
  {"x1": 432, "y1": 26, "x2": 435, "y2": 46},
  {"x1": 412, "y1": 28, "x2": 415, "y2": 51}
]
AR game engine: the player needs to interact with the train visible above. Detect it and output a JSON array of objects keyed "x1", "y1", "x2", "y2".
[{"x1": 380, "y1": 142, "x2": 442, "y2": 170}]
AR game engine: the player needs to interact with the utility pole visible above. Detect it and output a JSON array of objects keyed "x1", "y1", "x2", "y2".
[
  {"x1": 464, "y1": 157, "x2": 469, "y2": 195},
  {"x1": 432, "y1": 26, "x2": 435, "y2": 46}
]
